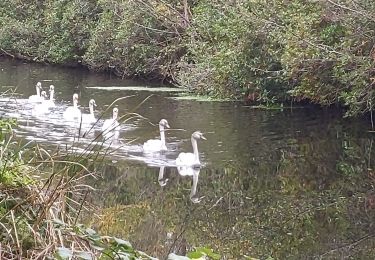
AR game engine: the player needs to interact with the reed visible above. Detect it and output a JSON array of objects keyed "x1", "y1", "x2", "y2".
[{"x1": 0, "y1": 113, "x2": 155, "y2": 259}]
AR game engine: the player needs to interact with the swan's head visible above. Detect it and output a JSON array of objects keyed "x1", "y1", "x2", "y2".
[
  {"x1": 40, "y1": 91, "x2": 48, "y2": 99},
  {"x1": 49, "y1": 85, "x2": 54, "y2": 92},
  {"x1": 89, "y1": 99, "x2": 96, "y2": 107},
  {"x1": 36, "y1": 82, "x2": 42, "y2": 88},
  {"x1": 192, "y1": 131, "x2": 206, "y2": 140},
  {"x1": 159, "y1": 119, "x2": 170, "y2": 129},
  {"x1": 73, "y1": 93, "x2": 79, "y2": 101},
  {"x1": 112, "y1": 107, "x2": 119, "y2": 119}
]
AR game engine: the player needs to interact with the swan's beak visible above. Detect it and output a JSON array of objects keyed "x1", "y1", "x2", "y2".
[
  {"x1": 166, "y1": 123, "x2": 170, "y2": 128},
  {"x1": 201, "y1": 135, "x2": 207, "y2": 140}
]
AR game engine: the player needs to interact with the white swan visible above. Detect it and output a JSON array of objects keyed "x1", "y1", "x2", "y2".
[
  {"x1": 143, "y1": 119, "x2": 170, "y2": 152},
  {"x1": 175, "y1": 131, "x2": 206, "y2": 167},
  {"x1": 81, "y1": 99, "x2": 97, "y2": 124},
  {"x1": 63, "y1": 93, "x2": 81, "y2": 121},
  {"x1": 31, "y1": 91, "x2": 49, "y2": 115},
  {"x1": 101, "y1": 107, "x2": 120, "y2": 139},
  {"x1": 41, "y1": 85, "x2": 56, "y2": 108},
  {"x1": 28, "y1": 82, "x2": 43, "y2": 103}
]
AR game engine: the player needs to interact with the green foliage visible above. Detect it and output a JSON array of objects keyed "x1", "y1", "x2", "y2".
[
  {"x1": 53, "y1": 222, "x2": 157, "y2": 259},
  {"x1": 187, "y1": 247, "x2": 220, "y2": 259},
  {"x1": 0, "y1": 0, "x2": 374, "y2": 115},
  {"x1": 0, "y1": 118, "x2": 33, "y2": 186}
]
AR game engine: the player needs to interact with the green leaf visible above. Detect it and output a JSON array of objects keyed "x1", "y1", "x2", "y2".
[
  {"x1": 91, "y1": 244, "x2": 105, "y2": 251},
  {"x1": 187, "y1": 251, "x2": 205, "y2": 259},
  {"x1": 85, "y1": 227, "x2": 97, "y2": 236},
  {"x1": 194, "y1": 247, "x2": 220, "y2": 259},
  {"x1": 76, "y1": 251, "x2": 92, "y2": 260},
  {"x1": 113, "y1": 237, "x2": 132, "y2": 248},
  {"x1": 53, "y1": 218, "x2": 66, "y2": 226},
  {"x1": 56, "y1": 247, "x2": 73, "y2": 260}
]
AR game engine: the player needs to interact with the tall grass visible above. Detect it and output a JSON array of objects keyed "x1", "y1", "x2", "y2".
[{"x1": 0, "y1": 101, "x2": 156, "y2": 259}]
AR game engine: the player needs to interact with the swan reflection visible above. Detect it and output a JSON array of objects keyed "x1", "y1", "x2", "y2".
[{"x1": 158, "y1": 166, "x2": 203, "y2": 203}]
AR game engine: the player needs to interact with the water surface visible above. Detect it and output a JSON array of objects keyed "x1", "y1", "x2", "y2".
[{"x1": 0, "y1": 58, "x2": 374, "y2": 259}]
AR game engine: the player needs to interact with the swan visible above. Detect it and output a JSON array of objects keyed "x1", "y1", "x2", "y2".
[
  {"x1": 175, "y1": 131, "x2": 206, "y2": 167},
  {"x1": 28, "y1": 82, "x2": 43, "y2": 102},
  {"x1": 41, "y1": 85, "x2": 56, "y2": 108},
  {"x1": 143, "y1": 119, "x2": 170, "y2": 152},
  {"x1": 101, "y1": 107, "x2": 120, "y2": 139},
  {"x1": 31, "y1": 91, "x2": 49, "y2": 115},
  {"x1": 81, "y1": 99, "x2": 97, "y2": 124},
  {"x1": 63, "y1": 93, "x2": 81, "y2": 122}
]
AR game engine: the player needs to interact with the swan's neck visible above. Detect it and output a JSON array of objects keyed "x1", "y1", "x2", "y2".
[
  {"x1": 159, "y1": 124, "x2": 166, "y2": 146},
  {"x1": 112, "y1": 113, "x2": 117, "y2": 120},
  {"x1": 191, "y1": 137, "x2": 200, "y2": 164},
  {"x1": 73, "y1": 99, "x2": 78, "y2": 109},
  {"x1": 89, "y1": 104, "x2": 94, "y2": 115},
  {"x1": 190, "y1": 172, "x2": 199, "y2": 200},
  {"x1": 36, "y1": 86, "x2": 40, "y2": 97},
  {"x1": 158, "y1": 166, "x2": 165, "y2": 182},
  {"x1": 49, "y1": 90, "x2": 54, "y2": 101}
]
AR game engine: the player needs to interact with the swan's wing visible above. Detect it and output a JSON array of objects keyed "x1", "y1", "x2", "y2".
[
  {"x1": 28, "y1": 95, "x2": 43, "y2": 103},
  {"x1": 63, "y1": 107, "x2": 81, "y2": 121},
  {"x1": 143, "y1": 139, "x2": 163, "y2": 151},
  {"x1": 81, "y1": 113, "x2": 96, "y2": 124},
  {"x1": 32, "y1": 103, "x2": 49, "y2": 115},
  {"x1": 102, "y1": 119, "x2": 120, "y2": 133},
  {"x1": 101, "y1": 119, "x2": 113, "y2": 131},
  {"x1": 44, "y1": 100, "x2": 55, "y2": 108}
]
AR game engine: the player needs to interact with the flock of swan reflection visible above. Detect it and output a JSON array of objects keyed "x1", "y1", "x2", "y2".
[{"x1": 0, "y1": 82, "x2": 207, "y2": 202}]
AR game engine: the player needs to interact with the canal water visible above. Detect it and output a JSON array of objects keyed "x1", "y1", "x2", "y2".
[{"x1": 0, "y1": 58, "x2": 374, "y2": 259}]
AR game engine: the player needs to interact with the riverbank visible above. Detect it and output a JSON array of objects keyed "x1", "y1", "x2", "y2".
[
  {"x1": 0, "y1": 0, "x2": 374, "y2": 116},
  {"x1": 0, "y1": 119, "x2": 148, "y2": 258},
  {"x1": 1, "y1": 118, "x2": 220, "y2": 259}
]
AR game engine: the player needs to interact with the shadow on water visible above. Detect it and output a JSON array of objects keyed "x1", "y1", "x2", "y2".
[{"x1": 0, "y1": 58, "x2": 375, "y2": 258}]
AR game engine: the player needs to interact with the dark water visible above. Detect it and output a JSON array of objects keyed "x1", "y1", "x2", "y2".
[{"x1": 0, "y1": 58, "x2": 374, "y2": 259}]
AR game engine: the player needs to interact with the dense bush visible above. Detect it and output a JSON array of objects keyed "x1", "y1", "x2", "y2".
[{"x1": 0, "y1": 0, "x2": 374, "y2": 115}]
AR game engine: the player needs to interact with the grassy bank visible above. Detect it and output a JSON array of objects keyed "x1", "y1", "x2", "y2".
[
  {"x1": 0, "y1": 116, "x2": 221, "y2": 259},
  {"x1": 0, "y1": 119, "x2": 155, "y2": 258},
  {"x1": 0, "y1": 0, "x2": 374, "y2": 116}
]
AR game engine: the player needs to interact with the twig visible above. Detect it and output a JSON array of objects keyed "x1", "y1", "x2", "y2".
[
  {"x1": 326, "y1": 0, "x2": 375, "y2": 22},
  {"x1": 318, "y1": 233, "x2": 375, "y2": 258},
  {"x1": 209, "y1": 197, "x2": 224, "y2": 210},
  {"x1": 10, "y1": 210, "x2": 21, "y2": 256}
]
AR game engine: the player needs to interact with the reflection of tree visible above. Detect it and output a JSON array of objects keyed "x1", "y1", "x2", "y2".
[{"x1": 85, "y1": 129, "x2": 375, "y2": 259}]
